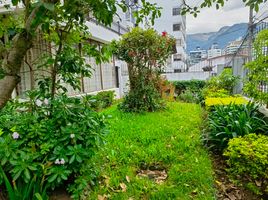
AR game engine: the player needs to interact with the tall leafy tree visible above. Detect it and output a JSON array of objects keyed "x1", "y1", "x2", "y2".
[{"x1": 0, "y1": 0, "x2": 160, "y2": 108}]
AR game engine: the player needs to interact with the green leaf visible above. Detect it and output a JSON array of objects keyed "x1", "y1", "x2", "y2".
[
  {"x1": 0, "y1": 166, "x2": 15, "y2": 200},
  {"x1": 24, "y1": 168, "x2": 31, "y2": 181},
  {"x1": 48, "y1": 174, "x2": 58, "y2": 183},
  {"x1": 69, "y1": 155, "x2": 75, "y2": 164},
  {"x1": 35, "y1": 193, "x2": 44, "y2": 200},
  {"x1": 11, "y1": 0, "x2": 19, "y2": 6},
  {"x1": 42, "y1": 3, "x2": 55, "y2": 11}
]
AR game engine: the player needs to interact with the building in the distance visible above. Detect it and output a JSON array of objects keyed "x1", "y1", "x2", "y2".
[
  {"x1": 207, "y1": 43, "x2": 222, "y2": 59},
  {"x1": 189, "y1": 47, "x2": 207, "y2": 66},
  {"x1": 223, "y1": 38, "x2": 245, "y2": 55},
  {"x1": 149, "y1": 0, "x2": 187, "y2": 73}
]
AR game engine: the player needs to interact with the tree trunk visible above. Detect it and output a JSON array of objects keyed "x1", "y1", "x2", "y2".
[{"x1": 0, "y1": 31, "x2": 33, "y2": 109}]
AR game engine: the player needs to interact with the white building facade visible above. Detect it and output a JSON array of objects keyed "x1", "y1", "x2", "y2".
[
  {"x1": 149, "y1": 0, "x2": 187, "y2": 73},
  {"x1": 207, "y1": 43, "x2": 222, "y2": 59}
]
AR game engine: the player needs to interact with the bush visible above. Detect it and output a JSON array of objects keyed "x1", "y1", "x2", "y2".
[
  {"x1": 173, "y1": 80, "x2": 206, "y2": 95},
  {"x1": 113, "y1": 28, "x2": 175, "y2": 112},
  {"x1": 244, "y1": 30, "x2": 268, "y2": 106},
  {"x1": 96, "y1": 91, "x2": 114, "y2": 108},
  {"x1": 205, "y1": 97, "x2": 248, "y2": 107},
  {"x1": 202, "y1": 88, "x2": 230, "y2": 98},
  {"x1": 119, "y1": 82, "x2": 164, "y2": 112},
  {"x1": 81, "y1": 91, "x2": 115, "y2": 111},
  {"x1": 177, "y1": 90, "x2": 200, "y2": 103},
  {"x1": 88, "y1": 91, "x2": 115, "y2": 111},
  {"x1": 203, "y1": 103, "x2": 268, "y2": 151},
  {"x1": 203, "y1": 68, "x2": 239, "y2": 98},
  {"x1": 0, "y1": 92, "x2": 108, "y2": 199},
  {"x1": 224, "y1": 134, "x2": 268, "y2": 195}
]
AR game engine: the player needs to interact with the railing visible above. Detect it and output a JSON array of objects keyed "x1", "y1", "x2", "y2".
[
  {"x1": 259, "y1": 82, "x2": 268, "y2": 93},
  {"x1": 88, "y1": 18, "x2": 129, "y2": 35}
]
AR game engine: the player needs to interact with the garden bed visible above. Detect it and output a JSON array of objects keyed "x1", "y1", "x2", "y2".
[
  {"x1": 212, "y1": 154, "x2": 261, "y2": 200},
  {"x1": 86, "y1": 102, "x2": 216, "y2": 199}
]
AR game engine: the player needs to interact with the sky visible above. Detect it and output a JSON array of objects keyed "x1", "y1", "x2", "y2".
[{"x1": 186, "y1": 0, "x2": 250, "y2": 34}]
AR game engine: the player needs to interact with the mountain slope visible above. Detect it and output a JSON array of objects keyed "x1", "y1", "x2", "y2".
[{"x1": 187, "y1": 23, "x2": 248, "y2": 52}]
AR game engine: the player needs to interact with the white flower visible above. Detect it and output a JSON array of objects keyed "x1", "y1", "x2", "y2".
[
  {"x1": 12, "y1": 132, "x2": 20, "y2": 139},
  {"x1": 60, "y1": 158, "x2": 65, "y2": 165},
  {"x1": 70, "y1": 134, "x2": 75, "y2": 138},
  {"x1": 55, "y1": 159, "x2": 60, "y2": 164},
  {"x1": 35, "y1": 99, "x2": 43, "y2": 107},
  {"x1": 43, "y1": 98, "x2": 49, "y2": 105}
]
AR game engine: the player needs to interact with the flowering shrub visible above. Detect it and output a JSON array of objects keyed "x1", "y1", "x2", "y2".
[
  {"x1": 113, "y1": 28, "x2": 175, "y2": 112},
  {"x1": 0, "y1": 92, "x2": 108, "y2": 199},
  {"x1": 224, "y1": 134, "x2": 268, "y2": 195}
]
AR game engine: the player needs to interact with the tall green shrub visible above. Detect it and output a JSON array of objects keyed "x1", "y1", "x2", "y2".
[
  {"x1": 203, "y1": 68, "x2": 239, "y2": 98},
  {"x1": 244, "y1": 30, "x2": 268, "y2": 105},
  {"x1": 113, "y1": 28, "x2": 175, "y2": 112}
]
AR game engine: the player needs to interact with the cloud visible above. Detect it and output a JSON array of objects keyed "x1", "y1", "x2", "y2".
[
  {"x1": 222, "y1": 1, "x2": 245, "y2": 11},
  {"x1": 186, "y1": 1, "x2": 249, "y2": 34}
]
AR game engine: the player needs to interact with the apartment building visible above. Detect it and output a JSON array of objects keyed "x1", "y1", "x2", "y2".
[
  {"x1": 189, "y1": 47, "x2": 208, "y2": 66},
  {"x1": 207, "y1": 43, "x2": 222, "y2": 59},
  {"x1": 0, "y1": 0, "x2": 133, "y2": 98},
  {"x1": 149, "y1": 0, "x2": 187, "y2": 73}
]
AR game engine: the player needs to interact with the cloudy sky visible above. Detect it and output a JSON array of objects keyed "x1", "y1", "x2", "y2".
[{"x1": 186, "y1": 1, "x2": 251, "y2": 34}]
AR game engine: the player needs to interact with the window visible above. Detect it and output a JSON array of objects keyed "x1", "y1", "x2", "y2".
[
  {"x1": 173, "y1": 23, "x2": 181, "y2": 31},
  {"x1": 174, "y1": 69, "x2": 182, "y2": 73},
  {"x1": 173, "y1": 54, "x2": 182, "y2": 61},
  {"x1": 172, "y1": 7, "x2": 181, "y2": 16},
  {"x1": 176, "y1": 39, "x2": 182, "y2": 46}
]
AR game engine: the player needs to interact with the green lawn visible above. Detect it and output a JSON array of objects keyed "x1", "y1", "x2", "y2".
[{"x1": 88, "y1": 102, "x2": 216, "y2": 199}]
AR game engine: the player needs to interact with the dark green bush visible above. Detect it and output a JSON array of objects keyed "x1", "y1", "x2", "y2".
[
  {"x1": 119, "y1": 82, "x2": 164, "y2": 112},
  {"x1": 84, "y1": 91, "x2": 115, "y2": 111},
  {"x1": 0, "y1": 92, "x2": 108, "y2": 199},
  {"x1": 203, "y1": 103, "x2": 268, "y2": 151},
  {"x1": 173, "y1": 80, "x2": 206, "y2": 95},
  {"x1": 95, "y1": 91, "x2": 115, "y2": 108},
  {"x1": 224, "y1": 134, "x2": 268, "y2": 195}
]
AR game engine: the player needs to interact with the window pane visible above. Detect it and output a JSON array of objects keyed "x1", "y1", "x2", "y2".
[
  {"x1": 172, "y1": 7, "x2": 180, "y2": 16},
  {"x1": 173, "y1": 24, "x2": 181, "y2": 31}
]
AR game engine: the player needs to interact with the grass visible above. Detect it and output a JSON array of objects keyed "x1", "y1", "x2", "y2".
[{"x1": 87, "y1": 102, "x2": 216, "y2": 199}]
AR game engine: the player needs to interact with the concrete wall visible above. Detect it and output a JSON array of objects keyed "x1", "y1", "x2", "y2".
[{"x1": 163, "y1": 71, "x2": 210, "y2": 81}]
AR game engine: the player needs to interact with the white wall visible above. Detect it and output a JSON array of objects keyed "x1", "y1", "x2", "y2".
[{"x1": 163, "y1": 72, "x2": 210, "y2": 81}]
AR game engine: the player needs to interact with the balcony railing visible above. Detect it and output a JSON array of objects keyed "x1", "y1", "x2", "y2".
[{"x1": 88, "y1": 18, "x2": 129, "y2": 35}]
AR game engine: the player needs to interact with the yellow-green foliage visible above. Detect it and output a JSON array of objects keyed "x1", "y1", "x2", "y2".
[
  {"x1": 205, "y1": 97, "x2": 248, "y2": 107},
  {"x1": 224, "y1": 134, "x2": 268, "y2": 195}
]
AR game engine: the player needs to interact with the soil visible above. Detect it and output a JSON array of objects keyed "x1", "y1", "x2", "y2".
[{"x1": 211, "y1": 154, "x2": 263, "y2": 200}]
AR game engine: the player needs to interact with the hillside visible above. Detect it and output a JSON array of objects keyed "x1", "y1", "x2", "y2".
[{"x1": 187, "y1": 23, "x2": 248, "y2": 52}]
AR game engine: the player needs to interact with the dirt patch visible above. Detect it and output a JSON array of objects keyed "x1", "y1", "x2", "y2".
[
  {"x1": 137, "y1": 163, "x2": 168, "y2": 185},
  {"x1": 50, "y1": 189, "x2": 72, "y2": 200},
  {"x1": 212, "y1": 154, "x2": 262, "y2": 200}
]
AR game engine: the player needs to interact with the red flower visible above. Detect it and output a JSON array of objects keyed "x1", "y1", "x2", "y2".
[{"x1": 162, "y1": 31, "x2": 167, "y2": 37}]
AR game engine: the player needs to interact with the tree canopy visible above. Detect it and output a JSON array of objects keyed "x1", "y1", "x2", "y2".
[
  {"x1": 0, "y1": 0, "x2": 160, "y2": 108},
  {"x1": 182, "y1": 0, "x2": 267, "y2": 17}
]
